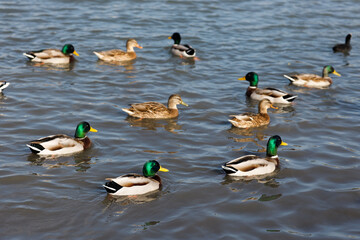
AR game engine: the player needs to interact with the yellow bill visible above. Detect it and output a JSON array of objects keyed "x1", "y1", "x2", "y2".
[
  {"x1": 238, "y1": 76, "x2": 246, "y2": 81},
  {"x1": 333, "y1": 70, "x2": 341, "y2": 76},
  {"x1": 168, "y1": 36, "x2": 172, "y2": 39},
  {"x1": 270, "y1": 104, "x2": 278, "y2": 109},
  {"x1": 73, "y1": 50, "x2": 79, "y2": 56},
  {"x1": 90, "y1": 126, "x2": 98, "y2": 132},
  {"x1": 281, "y1": 141, "x2": 288, "y2": 146},
  {"x1": 159, "y1": 166, "x2": 169, "y2": 172}
]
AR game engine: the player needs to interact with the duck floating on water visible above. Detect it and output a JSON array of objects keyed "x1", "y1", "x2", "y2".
[
  {"x1": 283, "y1": 65, "x2": 341, "y2": 88},
  {"x1": 93, "y1": 38, "x2": 142, "y2": 62},
  {"x1": 23, "y1": 44, "x2": 79, "y2": 64},
  {"x1": 229, "y1": 99, "x2": 277, "y2": 128},
  {"x1": 27, "y1": 121, "x2": 97, "y2": 156},
  {"x1": 333, "y1": 34, "x2": 352, "y2": 54},
  {"x1": 103, "y1": 160, "x2": 169, "y2": 196},
  {"x1": 239, "y1": 72, "x2": 297, "y2": 104},
  {"x1": 222, "y1": 135, "x2": 287, "y2": 177},
  {"x1": 122, "y1": 94, "x2": 188, "y2": 119},
  {"x1": 168, "y1": 32, "x2": 198, "y2": 59}
]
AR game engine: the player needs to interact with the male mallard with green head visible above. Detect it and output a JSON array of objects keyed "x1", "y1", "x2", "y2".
[
  {"x1": 239, "y1": 72, "x2": 297, "y2": 104},
  {"x1": 23, "y1": 44, "x2": 79, "y2": 64},
  {"x1": 284, "y1": 65, "x2": 341, "y2": 88},
  {"x1": 168, "y1": 32, "x2": 197, "y2": 59},
  {"x1": 103, "y1": 160, "x2": 169, "y2": 196},
  {"x1": 222, "y1": 135, "x2": 287, "y2": 177},
  {"x1": 27, "y1": 121, "x2": 97, "y2": 156}
]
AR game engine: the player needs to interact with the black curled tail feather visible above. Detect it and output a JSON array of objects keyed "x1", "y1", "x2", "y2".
[
  {"x1": 222, "y1": 165, "x2": 238, "y2": 174},
  {"x1": 27, "y1": 143, "x2": 45, "y2": 154},
  {"x1": 186, "y1": 48, "x2": 195, "y2": 56},
  {"x1": 283, "y1": 94, "x2": 297, "y2": 102},
  {"x1": 103, "y1": 181, "x2": 122, "y2": 194}
]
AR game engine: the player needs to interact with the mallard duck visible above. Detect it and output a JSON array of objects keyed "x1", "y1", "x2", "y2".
[
  {"x1": 0, "y1": 81, "x2": 10, "y2": 93},
  {"x1": 239, "y1": 72, "x2": 297, "y2": 104},
  {"x1": 93, "y1": 39, "x2": 142, "y2": 62},
  {"x1": 333, "y1": 34, "x2": 352, "y2": 54},
  {"x1": 229, "y1": 99, "x2": 277, "y2": 128},
  {"x1": 103, "y1": 160, "x2": 169, "y2": 196},
  {"x1": 283, "y1": 65, "x2": 341, "y2": 88},
  {"x1": 27, "y1": 121, "x2": 97, "y2": 156},
  {"x1": 122, "y1": 94, "x2": 188, "y2": 119},
  {"x1": 168, "y1": 32, "x2": 197, "y2": 59},
  {"x1": 23, "y1": 44, "x2": 79, "y2": 64},
  {"x1": 222, "y1": 135, "x2": 287, "y2": 177}
]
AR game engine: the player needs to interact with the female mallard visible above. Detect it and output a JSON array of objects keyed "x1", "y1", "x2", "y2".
[
  {"x1": 239, "y1": 72, "x2": 297, "y2": 104},
  {"x1": 222, "y1": 135, "x2": 287, "y2": 177},
  {"x1": 168, "y1": 32, "x2": 197, "y2": 59},
  {"x1": 103, "y1": 160, "x2": 169, "y2": 196},
  {"x1": 23, "y1": 44, "x2": 79, "y2": 64},
  {"x1": 283, "y1": 65, "x2": 341, "y2": 88},
  {"x1": 0, "y1": 81, "x2": 10, "y2": 93},
  {"x1": 122, "y1": 94, "x2": 188, "y2": 119},
  {"x1": 93, "y1": 39, "x2": 142, "y2": 62},
  {"x1": 229, "y1": 99, "x2": 277, "y2": 128},
  {"x1": 333, "y1": 34, "x2": 352, "y2": 54},
  {"x1": 27, "y1": 121, "x2": 97, "y2": 156}
]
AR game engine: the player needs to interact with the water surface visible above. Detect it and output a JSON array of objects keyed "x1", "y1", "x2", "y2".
[{"x1": 1, "y1": 0, "x2": 360, "y2": 239}]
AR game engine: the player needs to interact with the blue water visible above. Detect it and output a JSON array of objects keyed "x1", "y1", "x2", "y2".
[{"x1": 0, "y1": 0, "x2": 359, "y2": 239}]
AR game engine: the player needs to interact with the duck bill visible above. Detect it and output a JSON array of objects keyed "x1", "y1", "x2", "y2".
[
  {"x1": 181, "y1": 101, "x2": 189, "y2": 107},
  {"x1": 333, "y1": 70, "x2": 341, "y2": 76},
  {"x1": 159, "y1": 166, "x2": 169, "y2": 172},
  {"x1": 90, "y1": 127, "x2": 98, "y2": 132},
  {"x1": 270, "y1": 105, "x2": 278, "y2": 109},
  {"x1": 136, "y1": 44, "x2": 143, "y2": 49},
  {"x1": 281, "y1": 141, "x2": 288, "y2": 146},
  {"x1": 238, "y1": 76, "x2": 246, "y2": 81},
  {"x1": 73, "y1": 50, "x2": 79, "y2": 56},
  {"x1": 168, "y1": 36, "x2": 172, "y2": 39}
]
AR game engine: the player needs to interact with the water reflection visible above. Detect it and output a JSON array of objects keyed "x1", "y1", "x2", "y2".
[
  {"x1": 27, "y1": 153, "x2": 94, "y2": 172},
  {"x1": 102, "y1": 190, "x2": 161, "y2": 206},
  {"x1": 25, "y1": 61, "x2": 76, "y2": 71},
  {"x1": 96, "y1": 59, "x2": 136, "y2": 73},
  {"x1": 221, "y1": 170, "x2": 280, "y2": 186},
  {"x1": 125, "y1": 117, "x2": 182, "y2": 133}
]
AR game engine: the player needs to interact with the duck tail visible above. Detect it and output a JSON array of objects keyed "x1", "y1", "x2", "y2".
[
  {"x1": 283, "y1": 94, "x2": 297, "y2": 102},
  {"x1": 121, "y1": 108, "x2": 134, "y2": 116},
  {"x1": 93, "y1": 51, "x2": 103, "y2": 60},
  {"x1": 0, "y1": 82, "x2": 10, "y2": 91},
  {"x1": 26, "y1": 143, "x2": 44, "y2": 154},
  {"x1": 103, "y1": 181, "x2": 122, "y2": 194},
  {"x1": 283, "y1": 74, "x2": 296, "y2": 83},
  {"x1": 23, "y1": 52, "x2": 36, "y2": 60},
  {"x1": 221, "y1": 165, "x2": 237, "y2": 174},
  {"x1": 228, "y1": 119, "x2": 238, "y2": 126}
]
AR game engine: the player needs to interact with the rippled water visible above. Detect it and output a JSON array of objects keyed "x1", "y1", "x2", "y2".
[{"x1": 1, "y1": 0, "x2": 360, "y2": 239}]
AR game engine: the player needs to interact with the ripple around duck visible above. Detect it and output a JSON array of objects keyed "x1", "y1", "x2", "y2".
[{"x1": 1, "y1": 0, "x2": 360, "y2": 239}]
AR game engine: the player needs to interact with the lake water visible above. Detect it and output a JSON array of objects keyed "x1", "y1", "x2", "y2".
[{"x1": 1, "y1": 0, "x2": 359, "y2": 239}]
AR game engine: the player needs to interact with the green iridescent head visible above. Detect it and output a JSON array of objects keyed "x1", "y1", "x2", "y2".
[
  {"x1": 169, "y1": 32, "x2": 181, "y2": 45},
  {"x1": 142, "y1": 160, "x2": 169, "y2": 177},
  {"x1": 323, "y1": 65, "x2": 341, "y2": 77},
  {"x1": 238, "y1": 72, "x2": 259, "y2": 87},
  {"x1": 62, "y1": 44, "x2": 79, "y2": 56},
  {"x1": 74, "y1": 121, "x2": 97, "y2": 138},
  {"x1": 266, "y1": 135, "x2": 288, "y2": 157}
]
